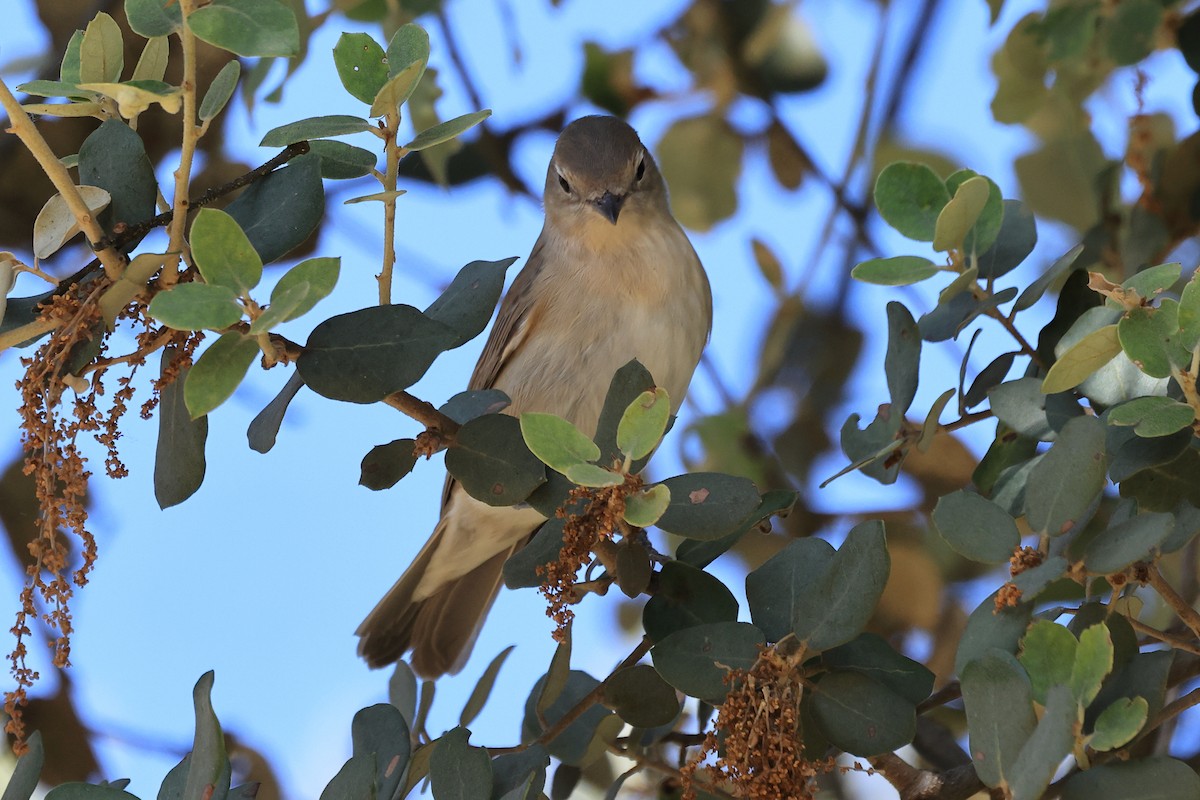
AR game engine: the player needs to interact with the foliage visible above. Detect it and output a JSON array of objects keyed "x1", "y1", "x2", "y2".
[{"x1": 3, "y1": 1, "x2": 1200, "y2": 799}]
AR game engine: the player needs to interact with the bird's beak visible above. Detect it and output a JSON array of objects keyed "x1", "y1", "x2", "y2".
[{"x1": 593, "y1": 191, "x2": 625, "y2": 225}]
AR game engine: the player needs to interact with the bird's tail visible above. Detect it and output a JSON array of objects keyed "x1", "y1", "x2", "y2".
[{"x1": 355, "y1": 521, "x2": 520, "y2": 678}]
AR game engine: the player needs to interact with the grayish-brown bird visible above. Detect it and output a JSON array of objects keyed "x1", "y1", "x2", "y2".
[{"x1": 356, "y1": 115, "x2": 713, "y2": 677}]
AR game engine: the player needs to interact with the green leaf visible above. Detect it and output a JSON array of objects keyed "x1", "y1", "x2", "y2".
[
  {"x1": 1118, "y1": 300, "x2": 1191, "y2": 379},
  {"x1": 1009, "y1": 685, "x2": 1078, "y2": 800},
  {"x1": 1085, "y1": 511, "x2": 1175, "y2": 575},
  {"x1": 623, "y1": 483, "x2": 670, "y2": 528},
  {"x1": 351, "y1": 703, "x2": 410, "y2": 800},
  {"x1": 132, "y1": 36, "x2": 169, "y2": 82},
  {"x1": 616, "y1": 387, "x2": 670, "y2": 461},
  {"x1": 1110, "y1": 396, "x2": 1195, "y2": 438},
  {"x1": 946, "y1": 169, "x2": 1005, "y2": 253},
  {"x1": 1116, "y1": 262, "x2": 1183, "y2": 308},
  {"x1": 933, "y1": 175, "x2": 990, "y2": 252},
  {"x1": 185, "y1": 332, "x2": 259, "y2": 418},
  {"x1": 1105, "y1": 0, "x2": 1161, "y2": 64},
  {"x1": 460, "y1": 645, "x2": 515, "y2": 728},
  {"x1": 603, "y1": 664, "x2": 681, "y2": 729},
  {"x1": 851, "y1": 255, "x2": 938, "y2": 286},
  {"x1": 1069, "y1": 623, "x2": 1113, "y2": 708},
  {"x1": 155, "y1": 349, "x2": 208, "y2": 509},
  {"x1": 932, "y1": 489, "x2": 1021, "y2": 564},
  {"x1": 1178, "y1": 273, "x2": 1200, "y2": 350},
  {"x1": 643, "y1": 561, "x2": 738, "y2": 643},
  {"x1": 430, "y1": 727, "x2": 491, "y2": 800},
  {"x1": 1041, "y1": 324, "x2": 1122, "y2": 394},
  {"x1": 821, "y1": 634, "x2": 934, "y2": 706},
  {"x1": 519, "y1": 413, "x2": 599, "y2": 475},
  {"x1": 503, "y1": 519, "x2": 566, "y2": 590},
  {"x1": 247, "y1": 372, "x2": 305, "y2": 454},
  {"x1": 424, "y1": 258, "x2": 517, "y2": 346},
  {"x1": 269, "y1": 257, "x2": 340, "y2": 326},
  {"x1": 1090, "y1": 696, "x2": 1148, "y2": 751},
  {"x1": 183, "y1": 671, "x2": 229, "y2": 800},
  {"x1": 298, "y1": 305, "x2": 458, "y2": 403},
  {"x1": 406, "y1": 110, "x2": 492, "y2": 151},
  {"x1": 593, "y1": 360, "x2": 656, "y2": 464},
  {"x1": 188, "y1": 0, "x2": 299, "y2": 57},
  {"x1": 564, "y1": 462, "x2": 624, "y2": 487},
  {"x1": 886, "y1": 301, "x2": 920, "y2": 414},
  {"x1": 810, "y1": 671, "x2": 916, "y2": 756},
  {"x1": 386, "y1": 23, "x2": 432, "y2": 78},
  {"x1": 1024, "y1": 415, "x2": 1107, "y2": 536},
  {"x1": 446, "y1": 414, "x2": 546, "y2": 506},
  {"x1": 370, "y1": 59, "x2": 426, "y2": 118},
  {"x1": 225, "y1": 152, "x2": 325, "y2": 264},
  {"x1": 1018, "y1": 621, "x2": 1077, "y2": 706},
  {"x1": 961, "y1": 652, "x2": 1036, "y2": 789},
  {"x1": 333, "y1": 32, "x2": 389, "y2": 105},
  {"x1": 651, "y1": 621, "x2": 764, "y2": 704},
  {"x1": 80, "y1": 12, "x2": 123, "y2": 84},
  {"x1": 955, "y1": 590, "x2": 1033, "y2": 676},
  {"x1": 917, "y1": 387, "x2": 956, "y2": 451},
  {"x1": 655, "y1": 472, "x2": 760, "y2": 540},
  {"x1": 199, "y1": 60, "x2": 240, "y2": 122},
  {"x1": 674, "y1": 489, "x2": 794, "y2": 570},
  {"x1": 260, "y1": 115, "x2": 373, "y2": 147},
  {"x1": 873, "y1": 161, "x2": 951, "y2": 241},
  {"x1": 44, "y1": 785, "x2": 139, "y2": 799},
  {"x1": 490, "y1": 746, "x2": 548, "y2": 800},
  {"x1": 990, "y1": 377, "x2": 1082, "y2": 441},
  {"x1": 359, "y1": 438, "x2": 417, "y2": 491},
  {"x1": 148, "y1": 282, "x2": 243, "y2": 331},
  {"x1": 1061, "y1": 757, "x2": 1200, "y2": 800},
  {"x1": 745, "y1": 538, "x2": 834, "y2": 641},
  {"x1": 60, "y1": 30, "x2": 83, "y2": 85},
  {"x1": 308, "y1": 140, "x2": 377, "y2": 180},
  {"x1": 791, "y1": 520, "x2": 890, "y2": 651},
  {"x1": 126, "y1": 0, "x2": 183, "y2": 37},
  {"x1": 190, "y1": 208, "x2": 263, "y2": 294}
]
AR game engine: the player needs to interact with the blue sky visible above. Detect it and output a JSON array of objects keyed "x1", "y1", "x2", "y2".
[{"x1": 2, "y1": 0, "x2": 1197, "y2": 797}]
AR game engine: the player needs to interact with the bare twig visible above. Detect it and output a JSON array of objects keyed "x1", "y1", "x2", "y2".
[
  {"x1": 869, "y1": 753, "x2": 988, "y2": 800},
  {"x1": 1146, "y1": 565, "x2": 1200, "y2": 640}
]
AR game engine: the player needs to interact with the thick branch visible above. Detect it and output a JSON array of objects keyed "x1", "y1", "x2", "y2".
[
  {"x1": 869, "y1": 753, "x2": 989, "y2": 800},
  {"x1": 0, "y1": 79, "x2": 126, "y2": 280}
]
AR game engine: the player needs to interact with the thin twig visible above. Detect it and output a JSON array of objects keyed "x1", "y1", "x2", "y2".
[
  {"x1": 382, "y1": 391, "x2": 460, "y2": 440},
  {"x1": 1125, "y1": 616, "x2": 1200, "y2": 657},
  {"x1": 1146, "y1": 565, "x2": 1200, "y2": 639}
]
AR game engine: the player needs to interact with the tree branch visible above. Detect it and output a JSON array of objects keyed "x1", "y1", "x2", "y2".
[
  {"x1": 869, "y1": 753, "x2": 989, "y2": 800},
  {"x1": 1146, "y1": 565, "x2": 1200, "y2": 639}
]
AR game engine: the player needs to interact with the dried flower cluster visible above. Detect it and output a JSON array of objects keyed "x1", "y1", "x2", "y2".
[
  {"x1": 995, "y1": 545, "x2": 1044, "y2": 611},
  {"x1": 536, "y1": 472, "x2": 642, "y2": 640},
  {"x1": 681, "y1": 645, "x2": 835, "y2": 800},
  {"x1": 5, "y1": 287, "x2": 191, "y2": 750}
]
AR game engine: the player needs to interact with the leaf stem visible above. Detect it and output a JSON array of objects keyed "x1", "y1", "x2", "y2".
[
  {"x1": 166, "y1": 0, "x2": 202, "y2": 287},
  {"x1": 378, "y1": 111, "x2": 406, "y2": 305}
]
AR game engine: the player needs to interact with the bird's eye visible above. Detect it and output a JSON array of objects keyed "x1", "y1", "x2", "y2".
[
  {"x1": 635, "y1": 156, "x2": 646, "y2": 182},
  {"x1": 558, "y1": 174, "x2": 571, "y2": 193}
]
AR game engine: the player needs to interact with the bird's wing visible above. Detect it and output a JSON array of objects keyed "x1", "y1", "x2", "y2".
[
  {"x1": 468, "y1": 234, "x2": 548, "y2": 392},
  {"x1": 437, "y1": 233, "x2": 548, "y2": 510}
]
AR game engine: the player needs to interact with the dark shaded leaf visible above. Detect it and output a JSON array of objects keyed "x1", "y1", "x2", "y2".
[
  {"x1": 988, "y1": 377, "x2": 1083, "y2": 441},
  {"x1": 78, "y1": 120, "x2": 157, "y2": 238},
  {"x1": 593, "y1": 360, "x2": 656, "y2": 464},
  {"x1": 1024, "y1": 415, "x2": 1107, "y2": 536},
  {"x1": 810, "y1": 670, "x2": 916, "y2": 756},
  {"x1": 955, "y1": 590, "x2": 1033, "y2": 675},
  {"x1": 319, "y1": 754, "x2": 375, "y2": 800},
  {"x1": 964, "y1": 351, "x2": 1016, "y2": 409},
  {"x1": 602, "y1": 665, "x2": 681, "y2": 728},
  {"x1": 643, "y1": 561, "x2": 738, "y2": 643},
  {"x1": 502, "y1": 519, "x2": 563, "y2": 589},
  {"x1": 247, "y1": 371, "x2": 305, "y2": 453},
  {"x1": 461, "y1": 645, "x2": 515, "y2": 728},
  {"x1": 351, "y1": 703, "x2": 410, "y2": 800},
  {"x1": 961, "y1": 652, "x2": 1036, "y2": 789},
  {"x1": 490, "y1": 746, "x2": 548, "y2": 800},
  {"x1": 745, "y1": 538, "x2": 835, "y2": 642},
  {"x1": 821, "y1": 633, "x2": 935, "y2": 705},
  {"x1": 430, "y1": 727, "x2": 491, "y2": 800},
  {"x1": 126, "y1": 0, "x2": 182, "y2": 37},
  {"x1": 425, "y1": 258, "x2": 517, "y2": 346},
  {"x1": 440, "y1": 389, "x2": 511, "y2": 424},
  {"x1": 225, "y1": 152, "x2": 325, "y2": 265},
  {"x1": 522, "y1": 670, "x2": 614, "y2": 766},
  {"x1": 885, "y1": 301, "x2": 920, "y2": 415},
  {"x1": 1009, "y1": 685, "x2": 1077, "y2": 800},
  {"x1": 183, "y1": 672, "x2": 229, "y2": 800},
  {"x1": 1085, "y1": 511, "x2": 1174, "y2": 574},
  {"x1": 932, "y1": 489, "x2": 1020, "y2": 564},
  {"x1": 675, "y1": 489, "x2": 796, "y2": 569},
  {"x1": 791, "y1": 521, "x2": 889, "y2": 651},
  {"x1": 2, "y1": 730, "x2": 43, "y2": 800},
  {"x1": 308, "y1": 140, "x2": 377, "y2": 180},
  {"x1": 1061, "y1": 757, "x2": 1200, "y2": 800},
  {"x1": 155, "y1": 349, "x2": 208, "y2": 509},
  {"x1": 446, "y1": 414, "x2": 546, "y2": 506},
  {"x1": 1014, "y1": 244, "x2": 1083, "y2": 312},
  {"x1": 651, "y1": 621, "x2": 764, "y2": 704},
  {"x1": 977, "y1": 199, "x2": 1037, "y2": 279},
  {"x1": 359, "y1": 439, "x2": 418, "y2": 491},
  {"x1": 298, "y1": 304, "x2": 458, "y2": 403},
  {"x1": 655, "y1": 472, "x2": 760, "y2": 540}
]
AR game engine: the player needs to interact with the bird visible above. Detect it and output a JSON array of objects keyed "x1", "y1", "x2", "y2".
[{"x1": 356, "y1": 115, "x2": 713, "y2": 678}]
